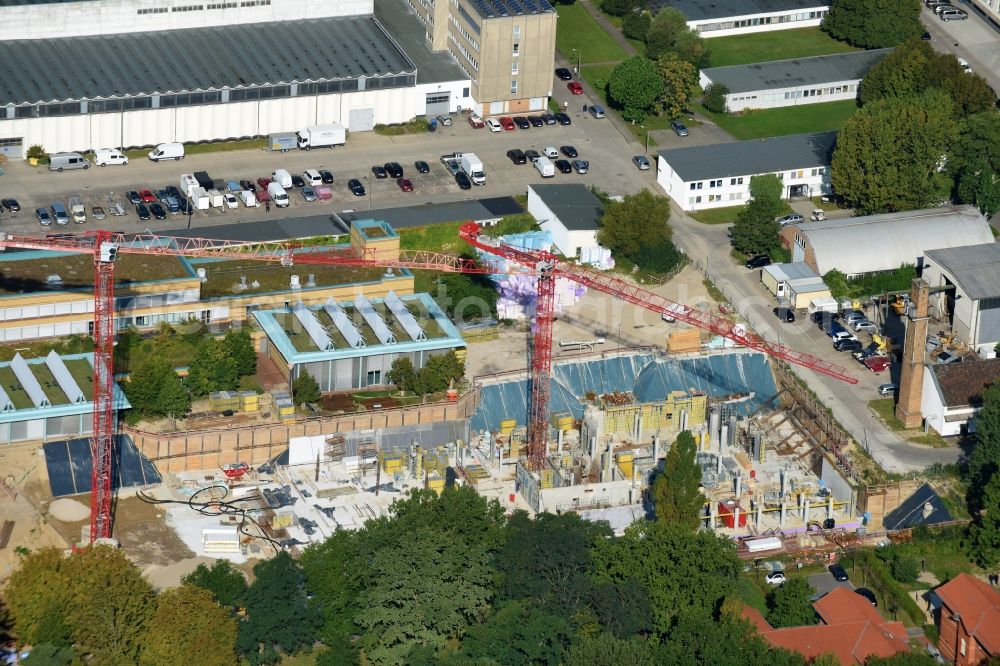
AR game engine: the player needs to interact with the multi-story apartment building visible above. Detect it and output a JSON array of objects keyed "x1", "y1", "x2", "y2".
[{"x1": 400, "y1": 0, "x2": 557, "y2": 115}]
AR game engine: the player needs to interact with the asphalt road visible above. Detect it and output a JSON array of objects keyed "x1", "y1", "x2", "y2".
[{"x1": 920, "y1": 2, "x2": 1000, "y2": 94}]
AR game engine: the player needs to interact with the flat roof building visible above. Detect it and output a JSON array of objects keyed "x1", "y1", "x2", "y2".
[
  {"x1": 649, "y1": 0, "x2": 829, "y2": 38},
  {"x1": 657, "y1": 131, "x2": 836, "y2": 211},
  {"x1": 527, "y1": 184, "x2": 605, "y2": 261},
  {"x1": 924, "y1": 242, "x2": 1000, "y2": 353},
  {"x1": 700, "y1": 49, "x2": 890, "y2": 112}
]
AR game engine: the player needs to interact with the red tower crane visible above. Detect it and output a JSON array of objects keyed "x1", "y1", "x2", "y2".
[{"x1": 0, "y1": 224, "x2": 853, "y2": 539}]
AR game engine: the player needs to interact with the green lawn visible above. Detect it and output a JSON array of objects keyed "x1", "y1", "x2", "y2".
[
  {"x1": 579, "y1": 64, "x2": 616, "y2": 101},
  {"x1": 689, "y1": 206, "x2": 743, "y2": 225},
  {"x1": 556, "y1": 3, "x2": 628, "y2": 65},
  {"x1": 697, "y1": 99, "x2": 859, "y2": 140},
  {"x1": 705, "y1": 27, "x2": 860, "y2": 67}
]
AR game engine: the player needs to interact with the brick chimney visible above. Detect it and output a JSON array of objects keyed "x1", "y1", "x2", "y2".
[{"x1": 896, "y1": 278, "x2": 929, "y2": 428}]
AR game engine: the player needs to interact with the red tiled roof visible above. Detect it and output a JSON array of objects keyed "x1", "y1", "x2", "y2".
[
  {"x1": 741, "y1": 605, "x2": 773, "y2": 633},
  {"x1": 936, "y1": 574, "x2": 1000, "y2": 655},
  {"x1": 814, "y1": 587, "x2": 883, "y2": 625}
]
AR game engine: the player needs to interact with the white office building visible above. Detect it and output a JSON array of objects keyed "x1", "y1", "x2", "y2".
[{"x1": 649, "y1": 0, "x2": 829, "y2": 37}]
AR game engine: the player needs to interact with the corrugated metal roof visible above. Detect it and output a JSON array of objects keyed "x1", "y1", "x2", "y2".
[
  {"x1": 0, "y1": 15, "x2": 416, "y2": 105},
  {"x1": 702, "y1": 48, "x2": 891, "y2": 94},
  {"x1": 925, "y1": 242, "x2": 1000, "y2": 300},
  {"x1": 791, "y1": 205, "x2": 993, "y2": 275},
  {"x1": 658, "y1": 131, "x2": 837, "y2": 182},
  {"x1": 764, "y1": 262, "x2": 818, "y2": 282},
  {"x1": 648, "y1": 0, "x2": 828, "y2": 22},
  {"x1": 531, "y1": 184, "x2": 603, "y2": 231}
]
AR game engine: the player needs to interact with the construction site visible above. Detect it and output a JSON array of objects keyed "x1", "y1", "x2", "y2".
[{"x1": 0, "y1": 222, "x2": 953, "y2": 584}]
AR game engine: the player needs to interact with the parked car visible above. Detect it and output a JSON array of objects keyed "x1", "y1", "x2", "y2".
[
  {"x1": 957, "y1": 57, "x2": 972, "y2": 74},
  {"x1": 319, "y1": 169, "x2": 335, "y2": 184},
  {"x1": 223, "y1": 193, "x2": 239, "y2": 209},
  {"x1": 486, "y1": 118, "x2": 503, "y2": 132},
  {"x1": 524, "y1": 149, "x2": 541, "y2": 163},
  {"x1": 853, "y1": 320, "x2": 878, "y2": 333},
  {"x1": 35, "y1": 207, "x2": 52, "y2": 226},
  {"x1": 877, "y1": 383, "x2": 898, "y2": 396},
  {"x1": 91, "y1": 206, "x2": 106, "y2": 221},
  {"x1": 554, "y1": 112, "x2": 572, "y2": 125},
  {"x1": 468, "y1": 113, "x2": 485, "y2": 128},
  {"x1": 865, "y1": 356, "x2": 890, "y2": 373},
  {"x1": 135, "y1": 203, "x2": 151, "y2": 221},
  {"x1": 126, "y1": 190, "x2": 142, "y2": 205},
  {"x1": 773, "y1": 307, "x2": 795, "y2": 323},
  {"x1": 397, "y1": 177, "x2": 413, "y2": 192},
  {"x1": 455, "y1": 171, "x2": 473, "y2": 190},
  {"x1": 843, "y1": 310, "x2": 867, "y2": 325},
  {"x1": 527, "y1": 115, "x2": 544, "y2": 127},
  {"x1": 588, "y1": 104, "x2": 606, "y2": 119},
  {"x1": 543, "y1": 147, "x2": 559, "y2": 159},
  {"x1": 540, "y1": 113, "x2": 557, "y2": 125},
  {"x1": 829, "y1": 564, "x2": 849, "y2": 581},
  {"x1": 1, "y1": 199, "x2": 20, "y2": 212},
  {"x1": 149, "y1": 202, "x2": 167, "y2": 220},
  {"x1": 164, "y1": 196, "x2": 181, "y2": 213},
  {"x1": 632, "y1": 155, "x2": 650, "y2": 170},
  {"x1": 300, "y1": 186, "x2": 317, "y2": 202},
  {"x1": 670, "y1": 120, "x2": 689, "y2": 136},
  {"x1": 436, "y1": 114, "x2": 452, "y2": 127},
  {"x1": 854, "y1": 588, "x2": 877, "y2": 607},
  {"x1": 290, "y1": 174, "x2": 305, "y2": 188},
  {"x1": 414, "y1": 160, "x2": 430, "y2": 174},
  {"x1": 745, "y1": 255, "x2": 771, "y2": 269},
  {"x1": 384, "y1": 162, "x2": 404, "y2": 178},
  {"x1": 555, "y1": 67, "x2": 573, "y2": 80},
  {"x1": 572, "y1": 160, "x2": 589, "y2": 174},
  {"x1": 240, "y1": 179, "x2": 256, "y2": 192},
  {"x1": 348, "y1": 179, "x2": 366, "y2": 196},
  {"x1": 554, "y1": 159, "x2": 573, "y2": 174},
  {"x1": 810, "y1": 209, "x2": 826, "y2": 221},
  {"x1": 499, "y1": 116, "x2": 517, "y2": 131},
  {"x1": 810, "y1": 311, "x2": 839, "y2": 324},
  {"x1": 138, "y1": 188, "x2": 157, "y2": 203},
  {"x1": 834, "y1": 339, "x2": 864, "y2": 353},
  {"x1": 157, "y1": 188, "x2": 170, "y2": 201},
  {"x1": 507, "y1": 149, "x2": 527, "y2": 165},
  {"x1": 765, "y1": 571, "x2": 786, "y2": 586},
  {"x1": 832, "y1": 330, "x2": 858, "y2": 344},
  {"x1": 560, "y1": 145, "x2": 578, "y2": 158},
  {"x1": 371, "y1": 165, "x2": 388, "y2": 179},
  {"x1": 568, "y1": 81, "x2": 584, "y2": 95},
  {"x1": 513, "y1": 116, "x2": 531, "y2": 130},
  {"x1": 776, "y1": 213, "x2": 804, "y2": 226}
]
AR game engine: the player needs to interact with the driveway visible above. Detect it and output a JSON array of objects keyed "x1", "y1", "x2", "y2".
[{"x1": 809, "y1": 571, "x2": 855, "y2": 600}]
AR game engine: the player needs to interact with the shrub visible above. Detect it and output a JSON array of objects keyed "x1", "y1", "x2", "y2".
[
  {"x1": 601, "y1": 0, "x2": 640, "y2": 16},
  {"x1": 702, "y1": 83, "x2": 728, "y2": 114},
  {"x1": 622, "y1": 11, "x2": 651, "y2": 40}
]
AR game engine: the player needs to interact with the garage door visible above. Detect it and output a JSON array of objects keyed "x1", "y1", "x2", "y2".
[
  {"x1": 348, "y1": 108, "x2": 375, "y2": 132},
  {"x1": 0, "y1": 137, "x2": 23, "y2": 160},
  {"x1": 425, "y1": 92, "x2": 450, "y2": 117}
]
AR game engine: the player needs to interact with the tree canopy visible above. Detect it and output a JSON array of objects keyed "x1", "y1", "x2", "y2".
[
  {"x1": 182, "y1": 559, "x2": 248, "y2": 610},
  {"x1": 123, "y1": 356, "x2": 191, "y2": 423},
  {"x1": 597, "y1": 190, "x2": 681, "y2": 275},
  {"x1": 646, "y1": 8, "x2": 706, "y2": 65},
  {"x1": 292, "y1": 370, "x2": 321, "y2": 406},
  {"x1": 655, "y1": 54, "x2": 699, "y2": 121},
  {"x1": 652, "y1": 431, "x2": 704, "y2": 530},
  {"x1": 830, "y1": 89, "x2": 957, "y2": 214},
  {"x1": 140, "y1": 584, "x2": 237, "y2": 666},
  {"x1": 607, "y1": 56, "x2": 664, "y2": 122},
  {"x1": 730, "y1": 175, "x2": 783, "y2": 257},
  {"x1": 766, "y1": 577, "x2": 818, "y2": 628},
  {"x1": 822, "y1": 0, "x2": 922, "y2": 48}
]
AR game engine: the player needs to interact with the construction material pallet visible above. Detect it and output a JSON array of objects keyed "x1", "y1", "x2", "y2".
[{"x1": 0, "y1": 520, "x2": 13, "y2": 549}]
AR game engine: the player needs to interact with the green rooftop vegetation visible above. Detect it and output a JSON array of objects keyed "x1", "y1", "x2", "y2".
[
  {"x1": 198, "y1": 260, "x2": 388, "y2": 298},
  {"x1": 274, "y1": 299, "x2": 447, "y2": 353},
  {"x1": 0, "y1": 253, "x2": 191, "y2": 295},
  {"x1": 0, "y1": 366, "x2": 34, "y2": 410},
  {"x1": 0, "y1": 356, "x2": 93, "y2": 408},
  {"x1": 65, "y1": 358, "x2": 94, "y2": 396}
]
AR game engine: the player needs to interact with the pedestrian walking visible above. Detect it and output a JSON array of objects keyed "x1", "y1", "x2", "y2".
[
  {"x1": 582, "y1": 104, "x2": 588, "y2": 113},
  {"x1": 265, "y1": 200, "x2": 270, "y2": 213}
]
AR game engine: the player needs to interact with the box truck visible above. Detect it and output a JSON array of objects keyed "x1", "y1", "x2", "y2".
[
  {"x1": 271, "y1": 169, "x2": 292, "y2": 188},
  {"x1": 207, "y1": 189, "x2": 225, "y2": 208},
  {"x1": 296, "y1": 123, "x2": 346, "y2": 150},
  {"x1": 179, "y1": 174, "x2": 199, "y2": 197},
  {"x1": 268, "y1": 132, "x2": 298, "y2": 152},
  {"x1": 267, "y1": 182, "x2": 289, "y2": 207},
  {"x1": 190, "y1": 187, "x2": 210, "y2": 210},
  {"x1": 460, "y1": 153, "x2": 486, "y2": 185}
]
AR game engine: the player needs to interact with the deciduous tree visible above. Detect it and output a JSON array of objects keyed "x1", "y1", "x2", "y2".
[
  {"x1": 652, "y1": 431, "x2": 704, "y2": 530},
  {"x1": 622, "y1": 11, "x2": 651, "y2": 40},
  {"x1": 459, "y1": 601, "x2": 574, "y2": 666},
  {"x1": 766, "y1": 577, "x2": 818, "y2": 628},
  {"x1": 140, "y1": 584, "x2": 237, "y2": 666},
  {"x1": 950, "y1": 112, "x2": 1000, "y2": 176},
  {"x1": 223, "y1": 326, "x2": 257, "y2": 377},
  {"x1": 730, "y1": 175, "x2": 783, "y2": 257},
  {"x1": 702, "y1": 83, "x2": 729, "y2": 114},
  {"x1": 186, "y1": 337, "x2": 238, "y2": 397},
  {"x1": 597, "y1": 189, "x2": 673, "y2": 263},
  {"x1": 601, "y1": 0, "x2": 640, "y2": 16},
  {"x1": 646, "y1": 8, "x2": 704, "y2": 64},
  {"x1": 831, "y1": 89, "x2": 957, "y2": 214},
  {"x1": 3, "y1": 547, "x2": 72, "y2": 647},
  {"x1": 301, "y1": 530, "x2": 365, "y2": 666},
  {"x1": 971, "y1": 463, "x2": 1000, "y2": 569},
  {"x1": 958, "y1": 162, "x2": 1000, "y2": 217},
  {"x1": 387, "y1": 357, "x2": 417, "y2": 393},
  {"x1": 655, "y1": 54, "x2": 698, "y2": 121},
  {"x1": 607, "y1": 56, "x2": 664, "y2": 122},
  {"x1": 823, "y1": 0, "x2": 922, "y2": 48},
  {"x1": 434, "y1": 272, "x2": 498, "y2": 321},
  {"x1": 183, "y1": 559, "x2": 248, "y2": 610},
  {"x1": 123, "y1": 356, "x2": 190, "y2": 422},
  {"x1": 292, "y1": 370, "x2": 321, "y2": 406},
  {"x1": 562, "y1": 633, "x2": 656, "y2": 665}
]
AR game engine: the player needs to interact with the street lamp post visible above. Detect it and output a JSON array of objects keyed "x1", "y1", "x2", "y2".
[
  {"x1": 363, "y1": 175, "x2": 372, "y2": 210},
  {"x1": 571, "y1": 48, "x2": 581, "y2": 74}
]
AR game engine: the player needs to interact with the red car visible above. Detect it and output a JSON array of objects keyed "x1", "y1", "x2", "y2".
[
  {"x1": 138, "y1": 188, "x2": 157, "y2": 203},
  {"x1": 255, "y1": 177, "x2": 272, "y2": 202},
  {"x1": 499, "y1": 116, "x2": 517, "y2": 131},
  {"x1": 568, "y1": 81, "x2": 583, "y2": 95},
  {"x1": 397, "y1": 177, "x2": 413, "y2": 192},
  {"x1": 468, "y1": 113, "x2": 485, "y2": 128}
]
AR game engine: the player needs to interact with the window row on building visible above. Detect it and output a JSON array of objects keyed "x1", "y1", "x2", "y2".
[
  {"x1": 450, "y1": 14, "x2": 480, "y2": 50},
  {"x1": 137, "y1": 0, "x2": 267, "y2": 12},
  {"x1": 5, "y1": 75, "x2": 416, "y2": 119},
  {"x1": 450, "y1": 35, "x2": 480, "y2": 71},
  {"x1": 697, "y1": 10, "x2": 825, "y2": 33}
]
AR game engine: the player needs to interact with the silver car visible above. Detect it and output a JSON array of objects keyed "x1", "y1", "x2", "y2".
[
  {"x1": 632, "y1": 155, "x2": 650, "y2": 170},
  {"x1": 91, "y1": 206, "x2": 107, "y2": 221},
  {"x1": 301, "y1": 186, "x2": 317, "y2": 202},
  {"x1": 572, "y1": 159, "x2": 589, "y2": 174}
]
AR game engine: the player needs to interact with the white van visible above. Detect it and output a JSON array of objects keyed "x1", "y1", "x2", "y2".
[
  {"x1": 68, "y1": 195, "x2": 87, "y2": 224},
  {"x1": 239, "y1": 190, "x2": 258, "y2": 207},
  {"x1": 303, "y1": 169, "x2": 323, "y2": 186},
  {"x1": 267, "y1": 182, "x2": 289, "y2": 207},
  {"x1": 271, "y1": 169, "x2": 292, "y2": 188},
  {"x1": 534, "y1": 156, "x2": 555, "y2": 178},
  {"x1": 49, "y1": 152, "x2": 90, "y2": 172},
  {"x1": 148, "y1": 142, "x2": 185, "y2": 162},
  {"x1": 94, "y1": 148, "x2": 128, "y2": 166}
]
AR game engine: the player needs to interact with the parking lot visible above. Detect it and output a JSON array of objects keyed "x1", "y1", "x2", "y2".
[{"x1": 0, "y1": 109, "x2": 652, "y2": 234}]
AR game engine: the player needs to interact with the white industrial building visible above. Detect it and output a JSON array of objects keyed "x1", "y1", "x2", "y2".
[
  {"x1": 527, "y1": 184, "x2": 605, "y2": 261},
  {"x1": 649, "y1": 0, "x2": 828, "y2": 37},
  {"x1": 779, "y1": 206, "x2": 994, "y2": 277},
  {"x1": 699, "y1": 49, "x2": 891, "y2": 113},
  {"x1": 924, "y1": 243, "x2": 1000, "y2": 355},
  {"x1": 656, "y1": 131, "x2": 836, "y2": 212},
  {"x1": 0, "y1": 0, "x2": 471, "y2": 159},
  {"x1": 921, "y1": 358, "x2": 1000, "y2": 436}
]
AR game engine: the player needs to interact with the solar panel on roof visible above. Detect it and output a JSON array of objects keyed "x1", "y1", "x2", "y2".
[
  {"x1": 10, "y1": 353, "x2": 49, "y2": 408},
  {"x1": 385, "y1": 292, "x2": 426, "y2": 341},
  {"x1": 354, "y1": 295, "x2": 396, "y2": 345},
  {"x1": 292, "y1": 302, "x2": 334, "y2": 352},
  {"x1": 323, "y1": 299, "x2": 365, "y2": 348},
  {"x1": 45, "y1": 350, "x2": 86, "y2": 404}
]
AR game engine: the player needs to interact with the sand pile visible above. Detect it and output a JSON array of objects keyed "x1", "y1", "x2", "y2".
[{"x1": 49, "y1": 498, "x2": 90, "y2": 522}]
